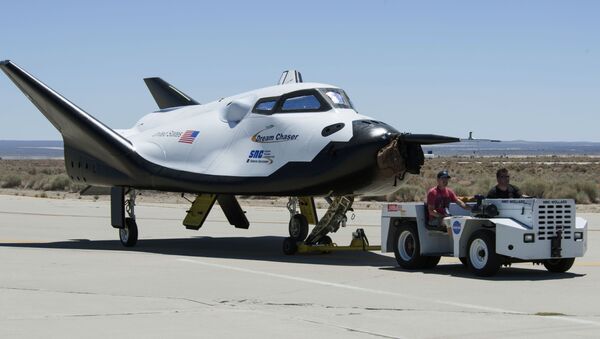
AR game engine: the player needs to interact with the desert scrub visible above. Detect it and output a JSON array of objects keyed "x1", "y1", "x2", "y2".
[
  {"x1": 387, "y1": 185, "x2": 425, "y2": 202},
  {"x1": 518, "y1": 178, "x2": 548, "y2": 198},
  {"x1": 574, "y1": 181, "x2": 598, "y2": 203},
  {"x1": 44, "y1": 175, "x2": 72, "y2": 191},
  {"x1": 1, "y1": 174, "x2": 22, "y2": 188}
]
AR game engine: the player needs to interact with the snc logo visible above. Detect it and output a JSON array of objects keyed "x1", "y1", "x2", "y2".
[{"x1": 248, "y1": 150, "x2": 264, "y2": 158}]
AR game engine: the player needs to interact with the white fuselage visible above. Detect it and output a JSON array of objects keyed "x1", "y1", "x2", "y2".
[{"x1": 119, "y1": 82, "x2": 371, "y2": 177}]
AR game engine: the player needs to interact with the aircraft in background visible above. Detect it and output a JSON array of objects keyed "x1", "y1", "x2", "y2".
[{"x1": 0, "y1": 61, "x2": 458, "y2": 253}]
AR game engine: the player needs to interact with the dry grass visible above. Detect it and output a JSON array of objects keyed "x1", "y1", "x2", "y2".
[
  {"x1": 1, "y1": 157, "x2": 599, "y2": 204},
  {"x1": 380, "y1": 157, "x2": 600, "y2": 204},
  {"x1": 0, "y1": 160, "x2": 86, "y2": 193}
]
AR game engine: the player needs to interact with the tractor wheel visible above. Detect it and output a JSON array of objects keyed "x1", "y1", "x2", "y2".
[
  {"x1": 543, "y1": 258, "x2": 575, "y2": 273},
  {"x1": 467, "y1": 230, "x2": 501, "y2": 277}
]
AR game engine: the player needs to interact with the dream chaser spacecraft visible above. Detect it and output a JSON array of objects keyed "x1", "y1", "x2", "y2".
[{"x1": 0, "y1": 61, "x2": 458, "y2": 251}]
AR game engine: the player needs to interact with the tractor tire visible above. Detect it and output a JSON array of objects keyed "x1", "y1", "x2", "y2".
[
  {"x1": 393, "y1": 221, "x2": 431, "y2": 269},
  {"x1": 467, "y1": 230, "x2": 501, "y2": 276},
  {"x1": 544, "y1": 258, "x2": 575, "y2": 273}
]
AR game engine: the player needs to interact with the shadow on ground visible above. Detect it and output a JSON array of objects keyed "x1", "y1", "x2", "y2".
[
  {"x1": 0, "y1": 236, "x2": 397, "y2": 267},
  {"x1": 0, "y1": 237, "x2": 585, "y2": 280},
  {"x1": 380, "y1": 263, "x2": 585, "y2": 281}
]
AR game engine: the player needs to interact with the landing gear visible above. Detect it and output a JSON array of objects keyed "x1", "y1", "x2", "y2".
[
  {"x1": 112, "y1": 187, "x2": 139, "y2": 247},
  {"x1": 288, "y1": 214, "x2": 309, "y2": 241},
  {"x1": 283, "y1": 196, "x2": 356, "y2": 255},
  {"x1": 286, "y1": 197, "x2": 309, "y2": 241},
  {"x1": 282, "y1": 237, "x2": 298, "y2": 255},
  {"x1": 317, "y1": 235, "x2": 333, "y2": 245},
  {"x1": 305, "y1": 196, "x2": 353, "y2": 245},
  {"x1": 120, "y1": 217, "x2": 138, "y2": 247}
]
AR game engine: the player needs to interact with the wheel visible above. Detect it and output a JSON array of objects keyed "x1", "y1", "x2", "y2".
[
  {"x1": 282, "y1": 237, "x2": 298, "y2": 255},
  {"x1": 393, "y1": 221, "x2": 431, "y2": 269},
  {"x1": 467, "y1": 230, "x2": 501, "y2": 276},
  {"x1": 317, "y1": 236, "x2": 333, "y2": 245},
  {"x1": 544, "y1": 258, "x2": 575, "y2": 273},
  {"x1": 288, "y1": 214, "x2": 309, "y2": 241},
  {"x1": 119, "y1": 217, "x2": 138, "y2": 247}
]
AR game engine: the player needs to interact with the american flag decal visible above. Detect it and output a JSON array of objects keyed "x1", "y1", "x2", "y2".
[{"x1": 179, "y1": 130, "x2": 200, "y2": 144}]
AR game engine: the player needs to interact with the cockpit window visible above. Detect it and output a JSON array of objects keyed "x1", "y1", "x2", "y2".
[
  {"x1": 252, "y1": 97, "x2": 279, "y2": 114},
  {"x1": 253, "y1": 89, "x2": 332, "y2": 114},
  {"x1": 281, "y1": 94, "x2": 321, "y2": 111},
  {"x1": 256, "y1": 100, "x2": 276, "y2": 111},
  {"x1": 319, "y1": 88, "x2": 354, "y2": 109}
]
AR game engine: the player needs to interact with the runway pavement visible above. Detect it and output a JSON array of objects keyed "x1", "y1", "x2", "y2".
[{"x1": 0, "y1": 195, "x2": 599, "y2": 338}]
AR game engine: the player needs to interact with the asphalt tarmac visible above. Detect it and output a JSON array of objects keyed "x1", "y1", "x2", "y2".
[{"x1": 1, "y1": 195, "x2": 599, "y2": 338}]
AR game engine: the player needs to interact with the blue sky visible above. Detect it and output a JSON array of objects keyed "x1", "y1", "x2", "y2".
[{"x1": 1, "y1": 0, "x2": 598, "y2": 141}]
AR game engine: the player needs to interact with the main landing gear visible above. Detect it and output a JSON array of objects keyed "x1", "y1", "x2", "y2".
[{"x1": 111, "y1": 187, "x2": 139, "y2": 247}]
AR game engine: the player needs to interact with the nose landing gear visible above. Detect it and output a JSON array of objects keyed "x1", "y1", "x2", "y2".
[{"x1": 282, "y1": 196, "x2": 378, "y2": 255}]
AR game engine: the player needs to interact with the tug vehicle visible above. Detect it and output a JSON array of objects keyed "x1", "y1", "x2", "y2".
[{"x1": 381, "y1": 198, "x2": 587, "y2": 276}]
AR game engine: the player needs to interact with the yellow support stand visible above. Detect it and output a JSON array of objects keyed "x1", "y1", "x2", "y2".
[
  {"x1": 183, "y1": 194, "x2": 217, "y2": 230},
  {"x1": 295, "y1": 228, "x2": 381, "y2": 254}
]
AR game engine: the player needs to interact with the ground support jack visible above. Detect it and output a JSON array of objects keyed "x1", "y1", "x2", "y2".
[{"x1": 283, "y1": 228, "x2": 381, "y2": 255}]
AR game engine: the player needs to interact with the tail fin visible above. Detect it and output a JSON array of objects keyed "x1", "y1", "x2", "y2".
[
  {"x1": 143, "y1": 77, "x2": 199, "y2": 109},
  {"x1": 277, "y1": 70, "x2": 303, "y2": 85},
  {"x1": 0, "y1": 60, "x2": 139, "y2": 178}
]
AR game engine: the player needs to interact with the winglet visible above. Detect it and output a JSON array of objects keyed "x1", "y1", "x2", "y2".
[
  {"x1": 143, "y1": 77, "x2": 199, "y2": 109},
  {"x1": 0, "y1": 60, "x2": 139, "y2": 176}
]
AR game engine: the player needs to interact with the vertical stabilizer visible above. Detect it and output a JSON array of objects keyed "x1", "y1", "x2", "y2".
[
  {"x1": 277, "y1": 70, "x2": 303, "y2": 85},
  {"x1": 143, "y1": 77, "x2": 199, "y2": 109}
]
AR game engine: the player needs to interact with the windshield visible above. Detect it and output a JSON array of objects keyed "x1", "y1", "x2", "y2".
[{"x1": 319, "y1": 88, "x2": 354, "y2": 109}]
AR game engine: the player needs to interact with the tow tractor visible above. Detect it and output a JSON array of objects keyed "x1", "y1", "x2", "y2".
[{"x1": 381, "y1": 198, "x2": 588, "y2": 276}]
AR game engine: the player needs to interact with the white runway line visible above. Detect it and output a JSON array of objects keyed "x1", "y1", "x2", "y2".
[{"x1": 178, "y1": 257, "x2": 600, "y2": 327}]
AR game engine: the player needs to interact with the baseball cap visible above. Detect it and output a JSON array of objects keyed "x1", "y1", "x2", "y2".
[{"x1": 437, "y1": 170, "x2": 451, "y2": 179}]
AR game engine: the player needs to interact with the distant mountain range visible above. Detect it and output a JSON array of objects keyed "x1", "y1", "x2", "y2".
[
  {"x1": 424, "y1": 140, "x2": 600, "y2": 156},
  {"x1": 1, "y1": 140, "x2": 600, "y2": 159},
  {"x1": 0, "y1": 140, "x2": 64, "y2": 159}
]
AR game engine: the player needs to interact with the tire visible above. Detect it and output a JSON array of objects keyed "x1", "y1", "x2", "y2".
[
  {"x1": 393, "y1": 222, "x2": 430, "y2": 269},
  {"x1": 282, "y1": 237, "x2": 298, "y2": 255},
  {"x1": 119, "y1": 217, "x2": 138, "y2": 247},
  {"x1": 467, "y1": 230, "x2": 501, "y2": 277},
  {"x1": 288, "y1": 214, "x2": 309, "y2": 241},
  {"x1": 544, "y1": 258, "x2": 575, "y2": 273},
  {"x1": 317, "y1": 235, "x2": 333, "y2": 245}
]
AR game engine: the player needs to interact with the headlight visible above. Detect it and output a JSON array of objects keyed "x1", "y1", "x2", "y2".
[
  {"x1": 524, "y1": 233, "x2": 535, "y2": 243},
  {"x1": 574, "y1": 232, "x2": 583, "y2": 240}
]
